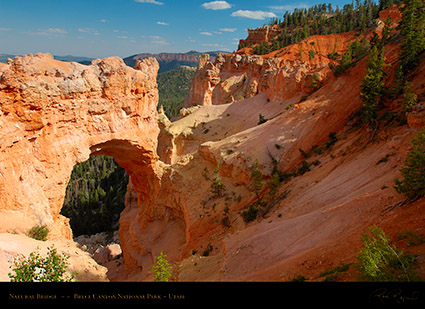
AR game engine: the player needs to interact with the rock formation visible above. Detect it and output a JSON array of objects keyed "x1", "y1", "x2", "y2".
[
  {"x1": 1, "y1": 5, "x2": 424, "y2": 282},
  {"x1": 184, "y1": 31, "x2": 362, "y2": 108},
  {"x1": 239, "y1": 25, "x2": 282, "y2": 47},
  {"x1": 0, "y1": 53, "x2": 163, "y2": 275}
]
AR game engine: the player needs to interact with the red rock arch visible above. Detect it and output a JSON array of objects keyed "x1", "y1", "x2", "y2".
[{"x1": 0, "y1": 53, "x2": 160, "y2": 237}]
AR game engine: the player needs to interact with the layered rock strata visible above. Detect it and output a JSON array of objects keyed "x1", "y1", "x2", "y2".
[{"x1": 184, "y1": 31, "x2": 361, "y2": 108}]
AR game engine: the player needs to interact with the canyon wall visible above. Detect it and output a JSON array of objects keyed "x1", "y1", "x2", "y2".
[{"x1": 184, "y1": 31, "x2": 361, "y2": 109}]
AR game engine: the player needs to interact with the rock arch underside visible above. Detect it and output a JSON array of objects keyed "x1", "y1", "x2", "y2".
[{"x1": 1, "y1": 9, "x2": 425, "y2": 281}]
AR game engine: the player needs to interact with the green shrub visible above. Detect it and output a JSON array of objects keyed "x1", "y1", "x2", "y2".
[
  {"x1": 250, "y1": 161, "x2": 264, "y2": 196},
  {"x1": 241, "y1": 204, "x2": 258, "y2": 223},
  {"x1": 356, "y1": 225, "x2": 418, "y2": 282},
  {"x1": 396, "y1": 229, "x2": 425, "y2": 246},
  {"x1": 402, "y1": 82, "x2": 418, "y2": 113},
  {"x1": 151, "y1": 252, "x2": 172, "y2": 282},
  {"x1": 267, "y1": 173, "x2": 282, "y2": 196},
  {"x1": 221, "y1": 216, "x2": 231, "y2": 228},
  {"x1": 202, "y1": 244, "x2": 214, "y2": 257},
  {"x1": 289, "y1": 275, "x2": 307, "y2": 282},
  {"x1": 318, "y1": 263, "x2": 352, "y2": 282},
  {"x1": 27, "y1": 225, "x2": 49, "y2": 241},
  {"x1": 297, "y1": 160, "x2": 312, "y2": 175},
  {"x1": 210, "y1": 162, "x2": 225, "y2": 198},
  {"x1": 258, "y1": 114, "x2": 267, "y2": 125},
  {"x1": 395, "y1": 128, "x2": 425, "y2": 201},
  {"x1": 325, "y1": 132, "x2": 338, "y2": 149},
  {"x1": 8, "y1": 246, "x2": 73, "y2": 282},
  {"x1": 360, "y1": 45, "x2": 386, "y2": 127},
  {"x1": 331, "y1": 39, "x2": 370, "y2": 77}
]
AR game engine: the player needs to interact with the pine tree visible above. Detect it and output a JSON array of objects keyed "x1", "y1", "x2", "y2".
[
  {"x1": 360, "y1": 45, "x2": 386, "y2": 127},
  {"x1": 151, "y1": 252, "x2": 172, "y2": 282},
  {"x1": 332, "y1": 48, "x2": 353, "y2": 76},
  {"x1": 395, "y1": 128, "x2": 425, "y2": 201},
  {"x1": 398, "y1": 0, "x2": 425, "y2": 75}
]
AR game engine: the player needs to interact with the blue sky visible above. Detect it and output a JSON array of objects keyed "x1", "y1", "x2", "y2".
[{"x1": 0, "y1": 0, "x2": 353, "y2": 58}]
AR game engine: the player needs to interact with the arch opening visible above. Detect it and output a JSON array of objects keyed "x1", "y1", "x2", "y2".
[
  {"x1": 59, "y1": 138, "x2": 158, "y2": 281},
  {"x1": 61, "y1": 155, "x2": 129, "y2": 237},
  {"x1": 60, "y1": 154, "x2": 129, "y2": 281}
]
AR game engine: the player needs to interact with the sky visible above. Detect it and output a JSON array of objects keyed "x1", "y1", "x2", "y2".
[{"x1": 0, "y1": 0, "x2": 353, "y2": 58}]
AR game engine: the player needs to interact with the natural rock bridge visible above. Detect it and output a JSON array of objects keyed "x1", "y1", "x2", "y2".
[{"x1": 0, "y1": 53, "x2": 186, "y2": 279}]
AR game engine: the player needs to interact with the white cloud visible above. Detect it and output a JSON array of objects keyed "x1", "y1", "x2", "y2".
[
  {"x1": 268, "y1": 4, "x2": 308, "y2": 12},
  {"x1": 28, "y1": 28, "x2": 68, "y2": 36},
  {"x1": 200, "y1": 32, "x2": 213, "y2": 36},
  {"x1": 117, "y1": 35, "x2": 128, "y2": 39},
  {"x1": 78, "y1": 27, "x2": 100, "y2": 35},
  {"x1": 157, "y1": 21, "x2": 169, "y2": 26},
  {"x1": 231, "y1": 10, "x2": 277, "y2": 20},
  {"x1": 152, "y1": 40, "x2": 169, "y2": 45},
  {"x1": 202, "y1": 1, "x2": 232, "y2": 10},
  {"x1": 219, "y1": 28, "x2": 237, "y2": 32},
  {"x1": 100, "y1": 19, "x2": 107, "y2": 23},
  {"x1": 46, "y1": 28, "x2": 68, "y2": 34},
  {"x1": 150, "y1": 35, "x2": 168, "y2": 45},
  {"x1": 135, "y1": 0, "x2": 164, "y2": 5}
]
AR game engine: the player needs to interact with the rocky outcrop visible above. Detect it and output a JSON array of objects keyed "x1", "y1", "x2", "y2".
[
  {"x1": 0, "y1": 53, "x2": 161, "y2": 248},
  {"x1": 184, "y1": 31, "x2": 361, "y2": 108},
  {"x1": 239, "y1": 25, "x2": 282, "y2": 47},
  {"x1": 0, "y1": 53, "x2": 189, "y2": 281}
]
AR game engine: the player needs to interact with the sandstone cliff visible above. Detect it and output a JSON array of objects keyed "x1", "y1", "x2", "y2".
[
  {"x1": 1, "y1": 5, "x2": 424, "y2": 282},
  {"x1": 0, "y1": 53, "x2": 161, "y2": 255},
  {"x1": 184, "y1": 31, "x2": 364, "y2": 108}
]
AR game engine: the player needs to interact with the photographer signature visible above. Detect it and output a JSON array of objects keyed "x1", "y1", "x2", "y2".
[{"x1": 370, "y1": 288, "x2": 420, "y2": 304}]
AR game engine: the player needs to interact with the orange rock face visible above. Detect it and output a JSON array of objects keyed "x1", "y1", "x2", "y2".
[
  {"x1": 239, "y1": 25, "x2": 282, "y2": 47},
  {"x1": 0, "y1": 53, "x2": 160, "y2": 241},
  {"x1": 184, "y1": 30, "x2": 366, "y2": 108},
  {"x1": 1, "y1": 6, "x2": 424, "y2": 283},
  {"x1": 0, "y1": 53, "x2": 190, "y2": 281}
]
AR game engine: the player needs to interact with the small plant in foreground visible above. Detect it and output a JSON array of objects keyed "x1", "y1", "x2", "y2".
[
  {"x1": 27, "y1": 225, "x2": 49, "y2": 241},
  {"x1": 356, "y1": 225, "x2": 418, "y2": 282},
  {"x1": 8, "y1": 246, "x2": 73, "y2": 282},
  {"x1": 151, "y1": 252, "x2": 172, "y2": 282}
]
